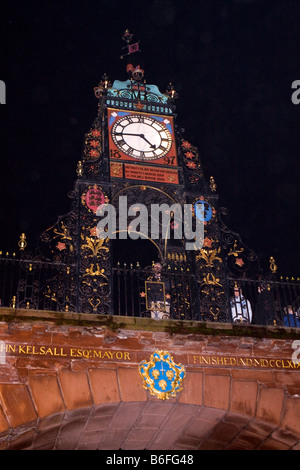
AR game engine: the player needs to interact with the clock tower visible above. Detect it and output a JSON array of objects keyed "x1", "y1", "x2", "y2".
[{"x1": 38, "y1": 31, "x2": 258, "y2": 321}]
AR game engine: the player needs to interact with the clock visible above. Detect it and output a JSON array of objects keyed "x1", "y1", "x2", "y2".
[
  {"x1": 111, "y1": 113, "x2": 172, "y2": 160},
  {"x1": 108, "y1": 109, "x2": 177, "y2": 165}
]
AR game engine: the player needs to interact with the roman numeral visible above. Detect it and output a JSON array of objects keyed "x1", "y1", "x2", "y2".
[
  {"x1": 126, "y1": 147, "x2": 135, "y2": 157},
  {"x1": 115, "y1": 137, "x2": 126, "y2": 147}
]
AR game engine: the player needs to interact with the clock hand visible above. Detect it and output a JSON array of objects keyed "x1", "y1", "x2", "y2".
[
  {"x1": 113, "y1": 132, "x2": 156, "y2": 149},
  {"x1": 113, "y1": 132, "x2": 141, "y2": 137},
  {"x1": 139, "y1": 134, "x2": 157, "y2": 149}
]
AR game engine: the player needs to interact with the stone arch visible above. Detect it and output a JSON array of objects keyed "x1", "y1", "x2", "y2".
[{"x1": 1, "y1": 366, "x2": 300, "y2": 450}]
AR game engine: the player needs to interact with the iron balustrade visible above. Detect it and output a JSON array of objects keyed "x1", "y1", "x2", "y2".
[
  {"x1": 112, "y1": 263, "x2": 199, "y2": 320},
  {"x1": 0, "y1": 254, "x2": 77, "y2": 313},
  {"x1": 0, "y1": 252, "x2": 299, "y2": 327},
  {"x1": 227, "y1": 277, "x2": 300, "y2": 327}
]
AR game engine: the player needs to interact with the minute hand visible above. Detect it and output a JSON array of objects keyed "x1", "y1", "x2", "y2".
[{"x1": 115, "y1": 132, "x2": 156, "y2": 149}]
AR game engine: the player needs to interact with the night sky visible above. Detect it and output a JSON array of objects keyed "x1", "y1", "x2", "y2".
[{"x1": 0, "y1": 0, "x2": 299, "y2": 276}]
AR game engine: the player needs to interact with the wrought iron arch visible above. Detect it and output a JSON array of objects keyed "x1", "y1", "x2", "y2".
[{"x1": 110, "y1": 184, "x2": 185, "y2": 261}]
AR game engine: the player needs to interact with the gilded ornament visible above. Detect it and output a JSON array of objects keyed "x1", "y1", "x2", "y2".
[
  {"x1": 202, "y1": 273, "x2": 223, "y2": 287},
  {"x1": 228, "y1": 240, "x2": 244, "y2": 258},
  {"x1": 76, "y1": 160, "x2": 83, "y2": 177},
  {"x1": 18, "y1": 233, "x2": 27, "y2": 251},
  {"x1": 84, "y1": 263, "x2": 107, "y2": 279},
  {"x1": 195, "y1": 247, "x2": 222, "y2": 267},
  {"x1": 81, "y1": 235, "x2": 109, "y2": 256},
  {"x1": 269, "y1": 256, "x2": 278, "y2": 274},
  {"x1": 209, "y1": 176, "x2": 217, "y2": 192},
  {"x1": 53, "y1": 223, "x2": 74, "y2": 251}
]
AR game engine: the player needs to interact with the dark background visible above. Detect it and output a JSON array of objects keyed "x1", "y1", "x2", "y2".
[{"x1": 0, "y1": 0, "x2": 299, "y2": 275}]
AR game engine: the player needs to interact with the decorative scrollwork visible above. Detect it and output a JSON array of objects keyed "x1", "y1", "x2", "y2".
[
  {"x1": 144, "y1": 92, "x2": 160, "y2": 103},
  {"x1": 119, "y1": 89, "x2": 132, "y2": 99},
  {"x1": 218, "y1": 207, "x2": 260, "y2": 278}
]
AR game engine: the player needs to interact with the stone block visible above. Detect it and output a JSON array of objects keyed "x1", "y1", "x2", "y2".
[
  {"x1": 55, "y1": 415, "x2": 87, "y2": 450},
  {"x1": 178, "y1": 415, "x2": 215, "y2": 442},
  {"x1": 163, "y1": 403, "x2": 198, "y2": 430},
  {"x1": 256, "y1": 388, "x2": 284, "y2": 425},
  {"x1": 204, "y1": 374, "x2": 231, "y2": 410},
  {"x1": 58, "y1": 369, "x2": 92, "y2": 410},
  {"x1": 88, "y1": 368, "x2": 120, "y2": 404},
  {"x1": 206, "y1": 420, "x2": 241, "y2": 444},
  {"x1": 28, "y1": 375, "x2": 65, "y2": 417},
  {"x1": 148, "y1": 429, "x2": 181, "y2": 450},
  {"x1": 109, "y1": 402, "x2": 145, "y2": 429},
  {"x1": 258, "y1": 437, "x2": 290, "y2": 450},
  {"x1": 230, "y1": 380, "x2": 258, "y2": 416},
  {"x1": 143, "y1": 400, "x2": 175, "y2": 416},
  {"x1": 118, "y1": 367, "x2": 147, "y2": 402},
  {"x1": 98, "y1": 428, "x2": 128, "y2": 449},
  {"x1": 0, "y1": 384, "x2": 37, "y2": 427},
  {"x1": 7, "y1": 429, "x2": 35, "y2": 450},
  {"x1": 178, "y1": 371, "x2": 203, "y2": 405},
  {"x1": 281, "y1": 396, "x2": 300, "y2": 434}
]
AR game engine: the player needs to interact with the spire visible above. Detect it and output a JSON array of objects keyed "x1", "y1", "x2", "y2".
[{"x1": 93, "y1": 30, "x2": 178, "y2": 109}]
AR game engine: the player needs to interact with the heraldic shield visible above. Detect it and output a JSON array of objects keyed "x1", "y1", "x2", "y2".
[{"x1": 138, "y1": 350, "x2": 186, "y2": 400}]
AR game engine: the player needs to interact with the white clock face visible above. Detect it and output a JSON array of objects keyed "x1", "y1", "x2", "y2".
[{"x1": 111, "y1": 114, "x2": 173, "y2": 160}]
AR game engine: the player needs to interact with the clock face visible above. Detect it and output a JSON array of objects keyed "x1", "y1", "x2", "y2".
[{"x1": 110, "y1": 112, "x2": 173, "y2": 161}]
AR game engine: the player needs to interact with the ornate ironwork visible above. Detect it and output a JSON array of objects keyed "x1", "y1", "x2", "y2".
[
  {"x1": 0, "y1": 251, "x2": 77, "y2": 312},
  {"x1": 1, "y1": 250, "x2": 300, "y2": 326},
  {"x1": 111, "y1": 182, "x2": 185, "y2": 260},
  {"x1": 218, "y1": 206, "x2": 260, "y2": 278},
  {"x1": 180, "y1": 138, "x2": 209, "y2": 191},
  {"x1": 77, "y1": 181, "x2": 111, "y2": 315},
  {"x1": 1, "y1": 63, "x2": 297, "y2": 329}
]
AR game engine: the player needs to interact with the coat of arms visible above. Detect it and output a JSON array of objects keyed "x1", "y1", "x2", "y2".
[{"x1": 138, "y1": 350, "x2": 186, "y2": 400}]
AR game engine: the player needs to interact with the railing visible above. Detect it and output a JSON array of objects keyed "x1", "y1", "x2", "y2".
[
  {"x1": 0, "y1": 253, "x2": 77, "y2": 312},
  {"x1": 0, "y1": 252, "x2": 300, "y2": 327},
  {"x1": 227, "y1": 277, "x2": 300, "y2": 327},
  {"x1": 112, "y1": 263, "x2": 199, "y2": 320}
]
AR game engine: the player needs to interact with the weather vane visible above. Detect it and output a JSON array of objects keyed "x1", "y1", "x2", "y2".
[{"x1": 120, "y1": 29, "x2": 141, "y2": 59}]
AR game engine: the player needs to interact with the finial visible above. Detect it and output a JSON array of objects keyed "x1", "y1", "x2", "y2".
[
  {"x1": 76, "y1": 160, "x2": 83, "y2": 177},
  {"x1": 166, "y1": 83, "x2": 179, "y2": 101},
  {"x1": 93, "y1": 73, "x2": 111, "y2": 98},
  {"x1": 11, "y1": 295, "x2": 16, "y2": 309},
  {"x1": 101, "y1": 73, "x2": 111, "y2": 89},
  {"x1": 269, "y1": 256, "x2": 278, "y2": 274},
  {"x1": 210, "y1": 176, "x2": 217, "y2": 192},
  {"x1": 18, "y1": 233, "x2": 27, "y2": 251}
]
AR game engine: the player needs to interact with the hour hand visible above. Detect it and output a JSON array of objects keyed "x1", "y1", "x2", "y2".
[{"x1": 139, "y1": 134, "x2": 156, "y2": 149}]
